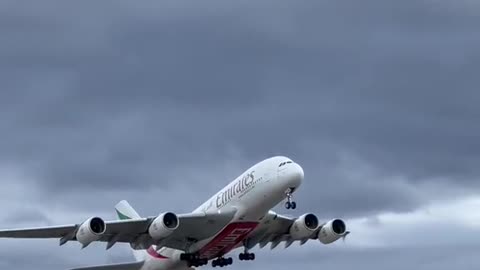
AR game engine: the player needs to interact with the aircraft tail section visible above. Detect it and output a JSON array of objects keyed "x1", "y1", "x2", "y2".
[
  {"x1": 69, "y1": 261, "x2": 144, "y2": 270},
  {"x1": 115, "y1": 200, "x2": 142, "y2": 220},
  {"x1": 115, "y1": 200, "x2": 147, "y2": 262}
]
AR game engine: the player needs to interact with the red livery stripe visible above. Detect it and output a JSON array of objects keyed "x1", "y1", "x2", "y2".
[
  {"x1": 198, "y1": 222, "x2": 258, "y2": 259},
  {"x1": 147, "y1": 246, "x2": 169, "y2": 260}
]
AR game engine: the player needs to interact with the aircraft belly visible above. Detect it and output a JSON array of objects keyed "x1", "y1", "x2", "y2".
[
  {"x1": 193, "y1": 184, "x2": 284, "y2": 259},
  {"x1": 188, "y1": 169, "x2": 286, "y2": 259},
  {"x1": 197, "y1": 222, "x2": 259, "y2": 259}
]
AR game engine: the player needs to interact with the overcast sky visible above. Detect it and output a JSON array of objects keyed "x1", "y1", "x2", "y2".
[{"x1": 1, "y1": 0, "x2": 480, "y2": 269}]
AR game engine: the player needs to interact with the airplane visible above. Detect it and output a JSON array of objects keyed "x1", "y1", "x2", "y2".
[{"x1": 0, "y1": 156, "x2": 349, "y2": 270}]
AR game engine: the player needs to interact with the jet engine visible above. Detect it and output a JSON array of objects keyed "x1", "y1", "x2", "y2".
[
  {"x1": 148, "y1": 212, "x2": 179, "y2": 240},
  {"x1": 317, "y1": 219, "x2": 347, "y2": 244},
  {"x1": 289, "y1": 213, "x2": 320, "y2": 240},
  {"x1": 76, "y1": 217, "x2": 106, "y2": 247}
]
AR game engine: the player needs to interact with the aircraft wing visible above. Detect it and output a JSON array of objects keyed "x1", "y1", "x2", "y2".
[
  {"x1": 68, "y1": 261, "x2": 145, "y2": 270},
  {"x1": 243, "y1": 211, "x2": 348, "y2": 250},
  {"x1": 0, "y1": 224, "x2": 78, "y2": 238},
  {"x1": 242, "y1": 212, "x2": 302, "y2": 250},
  {"x1": 0, "y1": 209, "x2": 237, "y2": 251}
]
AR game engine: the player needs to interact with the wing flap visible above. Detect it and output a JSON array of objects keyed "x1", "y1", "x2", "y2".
[{"x1": 244, "y1": 211, "x2": 322, "y2": 250}]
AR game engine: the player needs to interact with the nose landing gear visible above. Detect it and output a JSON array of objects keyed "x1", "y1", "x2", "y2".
[
  {"x1": 285, "y1": 188, "x2": 296, "y2": 209},
  {"x1": 285, "y1": 201, "x2": 296, "y2": 209}
]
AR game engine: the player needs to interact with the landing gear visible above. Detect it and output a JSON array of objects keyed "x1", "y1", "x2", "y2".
[
  {"x1": 239, "y1": 244, "x2": 255, "y2": 261},
  {"x1": 239, "y1": 252, "x2": 255, "y2": 261},
  {"x1": 285, "y1": 201, "x2": 297, "y2": 209},
  {"x1": 285, "y1": 188, "x2": 296, "y2": 209},
  {"x1": 187, "y1": 259, "x2": 208, "y2": 268},
  {"x1": 180, "y1": 253, "x2": 208, "y2": 267},
  {"x1": 212, "y1": 257, "x2": 233, "y2": 267}
]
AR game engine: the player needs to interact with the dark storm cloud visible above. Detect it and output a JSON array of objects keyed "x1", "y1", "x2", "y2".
[
  {"x1": 0, "y1": 0, "x2": 480, "y2": 269},
  {"x1": 3, "y1": 208, "x2": 51, "y2": 226},
  {"x1": 0, "y1": 0, "x2": 477, "y2": 216},
  {"x1": 0, "y1": 0, "x2": 478, "y2": 214}
]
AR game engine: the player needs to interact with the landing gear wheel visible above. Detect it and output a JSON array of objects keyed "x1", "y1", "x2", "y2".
[
  {"x1": 285, "y1": 188, "x2": 297, "y2": 210},
  {"x1": 213, "y1": 257, "x2": 233, "y2": 267},
  {"x1": 291, "y1": 201, "x2": 297, "y2": 209},
  {"x1": 239, "y1": 252, "x2": 255, "y2": 261},
  {"x1": 285, "y1": 201, "x2": 291, "y2": 209}
]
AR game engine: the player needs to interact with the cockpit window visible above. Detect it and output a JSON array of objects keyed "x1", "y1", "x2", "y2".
[{"x1": 279, "y1": 161, "x2": 293, "y2": 167}]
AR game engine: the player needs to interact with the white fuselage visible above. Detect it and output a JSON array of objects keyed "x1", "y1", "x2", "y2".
[{"x1": 141, "y1": 156, "x2": 304, "y2": 270}]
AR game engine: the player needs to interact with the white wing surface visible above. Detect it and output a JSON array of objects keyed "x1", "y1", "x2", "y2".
[
  {"x1": 0, "y1": 206, "x2": 237, "y2": 251},
  {"x1": 243, "y1": 211, "x2": 348, "y2": 250}
]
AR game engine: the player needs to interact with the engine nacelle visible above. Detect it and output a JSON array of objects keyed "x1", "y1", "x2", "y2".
[
  {"x1": 289, "y1": 213, "x2": 320, "y2": 240},
  {"x1": 148, "y1": 212, "x2": 179, "y2": 240},
  {"x1": 76, "y1": 217, "x2": 106, "y2": 247},
  {"x1": 317, "y1": 219, "x2": 347, "y2": 244}
]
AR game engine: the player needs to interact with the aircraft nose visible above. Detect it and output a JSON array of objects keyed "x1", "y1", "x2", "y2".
[
  {"x1": 279, "y1": 162, "x2": 304, "y2": 188},
  {"x1": 291, "y1": 163, "x2": 304, "y2": 183}
]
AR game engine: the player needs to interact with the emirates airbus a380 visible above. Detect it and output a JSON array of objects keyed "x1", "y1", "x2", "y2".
[{"x1": 0, "y1": 156, "x2": 349, "y2": 270}]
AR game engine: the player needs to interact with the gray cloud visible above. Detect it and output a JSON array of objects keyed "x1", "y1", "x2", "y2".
[
  {"x1": 251, "y1": 245, "x2": 480, "y2": 270},
  {"x1": 0, "y1": 0, "x2": 479, "y2": 269}
]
